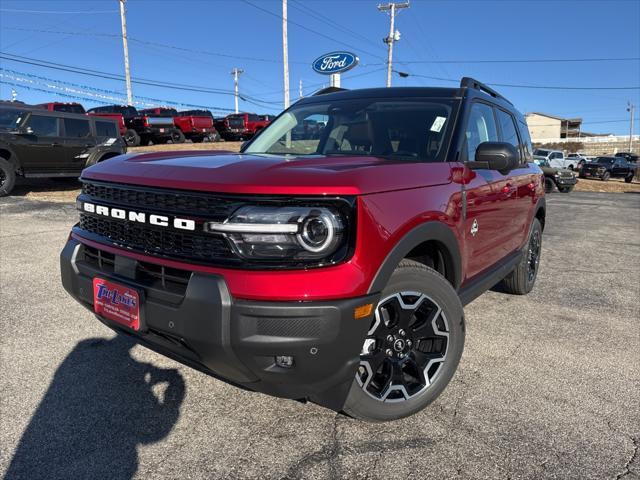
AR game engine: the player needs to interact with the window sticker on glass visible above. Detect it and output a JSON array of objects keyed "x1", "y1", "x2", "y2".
[{"x1": 430, "y1": 116, "x2": 447, "y2": 133}]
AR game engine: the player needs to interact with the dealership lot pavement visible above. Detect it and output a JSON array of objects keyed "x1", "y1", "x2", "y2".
[{"x1": 1, "y1": 191, "x2": 638, "y2": 480}]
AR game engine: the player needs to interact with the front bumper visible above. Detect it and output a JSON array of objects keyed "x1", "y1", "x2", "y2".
[
  {"x1": 60, "y1": 239, "x2": 378, "y2": 411},
  {"x1": 554, "y1": 176, "x2": 578, "y2": 186}
]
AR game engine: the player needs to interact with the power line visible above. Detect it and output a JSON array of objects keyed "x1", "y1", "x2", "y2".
[
  {"x1": 0, "y1": 52, "x2": 282, "y2": 106},
  {"x1": 240, "y1": 0, "x2": 385, "y2": 61},
  {"x1": 380, "y1": 57, "x2": 640, "y2": 65},
  {"x1": 393, "y1": 71, "x2": 640, "y2": 90},
  {"x1": 1, "y1": 27, "x2": 308, "y2": 65},
  {"x1": 0, "y1": 8, "x2": 118, "y2": 14}
]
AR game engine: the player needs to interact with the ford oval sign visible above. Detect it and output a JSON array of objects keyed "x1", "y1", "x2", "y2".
[{"x1": 312, "y1": 52, "x2": 359, "y2": 75}]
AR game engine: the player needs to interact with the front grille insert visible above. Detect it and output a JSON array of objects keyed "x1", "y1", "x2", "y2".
[{"x1": 78, "y1": 213, "x2": 235, "y2": 264}]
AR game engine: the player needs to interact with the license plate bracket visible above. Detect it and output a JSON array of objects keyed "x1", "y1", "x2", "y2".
[{"x1": 93, "y1": 278, "x2": 144, "y2": 331}]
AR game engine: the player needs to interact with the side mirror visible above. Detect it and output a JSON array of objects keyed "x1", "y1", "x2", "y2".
[{"x1": 469, "y1": 142, "x2": 519, "y2": 174}]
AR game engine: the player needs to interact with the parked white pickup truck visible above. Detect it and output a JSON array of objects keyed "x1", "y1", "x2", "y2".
[{"x1": 533, "y1": 149, "x2": 576, "y2": 170}]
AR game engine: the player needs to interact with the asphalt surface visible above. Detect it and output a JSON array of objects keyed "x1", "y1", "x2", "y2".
[{"x1": 0, "y1": 191, "x2": 638, "y2": 480}]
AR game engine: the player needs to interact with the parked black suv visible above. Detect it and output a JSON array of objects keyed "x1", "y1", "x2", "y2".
[
  {"x1": 580, "y1": 156, "x2": 637, "y2": 182},
  {"x1": 0, "y1": 103, "x2": 126, "y2": 196}
]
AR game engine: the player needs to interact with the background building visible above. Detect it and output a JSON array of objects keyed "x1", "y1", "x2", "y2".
[{"x1": 525, "y1": 112, "x2": 583, "y2": 141}]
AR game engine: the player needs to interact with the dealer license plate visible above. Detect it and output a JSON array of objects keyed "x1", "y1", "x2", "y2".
[
  {"x1": 584, "y1": 172, "x2": 591, "y2": 176},
  {"x1": 159, "y1": 128, "x2": 165, "y2": 133},
  {"x1": 93, "y1": 278, "x2": 141, "y2": 331}
]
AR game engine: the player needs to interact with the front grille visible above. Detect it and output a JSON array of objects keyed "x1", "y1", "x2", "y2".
[
  {"x1": 78, "y1": 214, "x2": 235, "y2": 264},
  {"x1": 82, "y1": 182, "x2": 242, "y2": 218}
]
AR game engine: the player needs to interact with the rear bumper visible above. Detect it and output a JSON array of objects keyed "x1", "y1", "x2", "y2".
[
  {"x1": 60, "y1": 239, "x2": 378, "y2": 411},
  {"x1": 140, "y1": 126, "x2": 176, "y2": 138}
]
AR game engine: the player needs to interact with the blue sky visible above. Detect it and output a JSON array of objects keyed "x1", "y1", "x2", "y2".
[{"x1": 1, "y1": 0, "x2": 639, "y2": 134}]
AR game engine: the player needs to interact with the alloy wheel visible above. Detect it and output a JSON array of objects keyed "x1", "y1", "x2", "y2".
[
  {"x1": 527, "y1": 230, "x2": 541, "y2": 282},
  {"x1": 356, "y1": 292, "x2": 449, "y2": 402}
]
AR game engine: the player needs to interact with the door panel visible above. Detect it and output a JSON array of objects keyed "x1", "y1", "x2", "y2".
[
  {"x1": 62, "y1": 117, "x2": 95, "y2": 171},
  {"x1": 461, "y1": 102, "x2": 513, "y2": 281},
  {"x1": 13, "y1": 114, "x2": 67, "y2": 172}
]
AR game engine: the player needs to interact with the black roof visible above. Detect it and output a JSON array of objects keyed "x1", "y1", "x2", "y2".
[{"x1": 300, "y1": 86, "x2": 462, "y2": 105}]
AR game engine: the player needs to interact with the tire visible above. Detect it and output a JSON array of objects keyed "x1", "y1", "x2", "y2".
[
  {"x1": 544, "y1": 177, "x2": 555, "y2": 193},
  {"x1": 602, "y1": 172, "x2": 610, "y2": 181},
  {"x1": 208, "y1": 132, "x2": 222, "y2": 143},
  {"x1": 191, "y1": 136, "x2": 204, "y2": 143},
  {"x1": 171, "y1": 130, "x2": 186, "y2": 144},
  {"x1": 342, "y1": 260, "x2": 465, "y2": 422},
  {"x1": 124, "y1": 129, "x2": 140, "y2": 147},
  {"x1": 0, "y1": 158, "x2": 16, "y2": 197},
  {"x1": 625, "y1": 174, "x2": 633, "y2": 183},
  {"x1": 502, "y1": 218, "x2": 542, "y2": 295},
  {"x1": 558, "y1": 186, "x2": 573, "y2": 193}
]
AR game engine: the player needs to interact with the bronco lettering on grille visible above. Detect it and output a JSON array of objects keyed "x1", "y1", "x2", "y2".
[{"x1": 82, "y1": 202, "x2": 196, "y2": 231}]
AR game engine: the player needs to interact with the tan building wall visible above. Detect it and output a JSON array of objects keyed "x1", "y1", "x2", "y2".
[{"x1": 525, "y1": 113, "x2": 562, "y2": 140}]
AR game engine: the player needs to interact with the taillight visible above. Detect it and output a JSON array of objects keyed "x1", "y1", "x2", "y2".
[{"x1": 143, "y1": 117, "x2": 150, "y2": 127}]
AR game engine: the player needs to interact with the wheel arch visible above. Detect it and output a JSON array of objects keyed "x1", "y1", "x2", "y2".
[
  {"x1": 368, "y1": 222, "x2": 462, "y2": 294},
  {"x1": 0, "y1": 146, "x2": 19, "y2": 169},
  {"x1": 535, "y1": 197, "x2": 546, "y2": 232}
]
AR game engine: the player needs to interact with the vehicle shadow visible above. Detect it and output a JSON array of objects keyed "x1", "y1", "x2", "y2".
[
  {"x1": 4, "y1": 335, "x2": 185, "y2": 480},
  {"x1": 9, "y1": 177, "x2": 81, "y2": 198}
]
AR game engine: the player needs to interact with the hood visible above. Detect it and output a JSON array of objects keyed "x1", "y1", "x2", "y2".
[{"x1": 81, "y1": 150, "x2": 452, "y2": 195}]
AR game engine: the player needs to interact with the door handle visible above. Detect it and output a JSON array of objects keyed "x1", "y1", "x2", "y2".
[{"x1": 501, "y1": 184, "x2": 516, "y2": 197}]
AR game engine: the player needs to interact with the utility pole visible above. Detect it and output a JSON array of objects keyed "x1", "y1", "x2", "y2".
[
  {"x1": 282, "y1": 0, "x2": 290, "y2": 109},
  {"x1": 119, "y1": 0, "x2": 133, "y2": 105},
  {"x1": 231, "y1": 68, "x2": 243, "y2": 114},
  {"x1": 627, "y1": 101, "x2": 635, "y2": 151},
  {"x1": 378, "y1": 2, "x2": 409, "y2": 87}
]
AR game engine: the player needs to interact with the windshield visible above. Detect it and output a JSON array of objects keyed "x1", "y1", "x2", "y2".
[
  {"x1": 0, "y1": 108, "x2": 27, "y2": 130},
  {"x1": 595, "y1": 157, "x2": 615, "y2": 164},
  {"x1": 533, "y1": 149, "x2": 550, "y2": 157},
  {"x1": 227, "y1": 116, "x2": 245, "y2": 128},
  {"x1": 244, "y1": 98, "x2": 455, "y2": 161}
]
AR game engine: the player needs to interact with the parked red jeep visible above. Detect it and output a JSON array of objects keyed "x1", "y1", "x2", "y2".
[
  {"x1": 61, "y1": 78, "x2": 545, "y2": 422},
  {"x1": 215, "y1": 112, "x2": 270, "y2": 140},
  {"x1": 36, "y1": 102, "x2": 86, "y2": 114}
]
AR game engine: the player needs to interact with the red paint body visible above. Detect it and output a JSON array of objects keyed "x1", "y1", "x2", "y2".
[{"x1": 77, "y1": 150, "x2": 544, "y2": 301}]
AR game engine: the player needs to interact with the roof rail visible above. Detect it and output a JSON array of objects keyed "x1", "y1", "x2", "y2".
[
  {"x1": 313, "y1": 86, "x2": 348, "y2": 96},
  {"x1": 459, "y1": 77, "x2": 512, "y2": 105}
]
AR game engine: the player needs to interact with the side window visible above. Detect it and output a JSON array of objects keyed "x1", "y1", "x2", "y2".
[
  {"x1": 496, "y1": 109, "x2": 523, "y2": 165},
  {"x1": 465, "y1": 102, "x2": 498, "y2": 161},
  {"x1": 63, "y1": 118, "x2": 91, "y2": 138},
  {"x1": 248, "y1": 114, "x2": 260, "y2": 122},
  {"x1": 95, "y1": 120, "x2": 118, "y2": 138},
  {"x1": 518, "y1": 120, "x2": 533, "y2": 164},
  {"x1": 25, "y1": 115, "x2": 58, "y2": 137}
]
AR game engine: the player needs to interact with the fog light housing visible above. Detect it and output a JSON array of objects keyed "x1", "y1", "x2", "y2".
[{"x1": 275, "y1": 355, "x2": 294, "y2": 368}]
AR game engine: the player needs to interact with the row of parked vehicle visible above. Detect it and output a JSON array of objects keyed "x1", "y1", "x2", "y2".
[
  {"x1": 533, "y1": 148, "x2": 637, "y2": 187},
  {"x1": 36, "y1": 101, "x2": 273, "y2": 146},
  {"x1": 0, "y1": 100, "x2": 276, "y2": 196}
]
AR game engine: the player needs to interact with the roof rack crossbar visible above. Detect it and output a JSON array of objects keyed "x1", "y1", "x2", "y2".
[{"x1": 459, "y1": 77, "x2": 512, "y2": 105}]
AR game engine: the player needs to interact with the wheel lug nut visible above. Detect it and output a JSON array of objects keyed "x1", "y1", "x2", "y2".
[
  {"x1": 406, "y1": 340, "x2": 412, "y2": 347},
  {"x1": 386, "y1": 335, "x2": 394, "y2": 342},
  {"x1": 385, "y1": 348, "x2": 393, "y2": 357},
  {"x1": 399, "y1": 329, "x2": 406, "y2": 336}
]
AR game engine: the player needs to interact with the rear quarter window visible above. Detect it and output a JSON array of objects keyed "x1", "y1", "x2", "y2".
[
  {"x1": 63, "y1": 118, "x2": 91, "y2": 138},
  {"x1": 94, "y1": 120, "x2": 118, "y2": 138}
]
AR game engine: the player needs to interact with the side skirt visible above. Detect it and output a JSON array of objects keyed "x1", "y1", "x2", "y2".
[{"x1": 458, "y1": 249, "x2": 523, "y2": 306}]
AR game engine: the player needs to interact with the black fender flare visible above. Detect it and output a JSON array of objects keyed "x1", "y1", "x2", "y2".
[{"x1": 368, "y1": 221, "x2": 463, "y2": 294}]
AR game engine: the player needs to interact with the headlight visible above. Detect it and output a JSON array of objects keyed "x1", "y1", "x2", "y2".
[{"x1": 204, "y1": 203, "x2": 352, "y2": 265}]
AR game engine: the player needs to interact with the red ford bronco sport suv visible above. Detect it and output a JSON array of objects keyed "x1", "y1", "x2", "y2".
[{"x1": 61, "y1": 78, "x2": 545, "y2": 422}]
